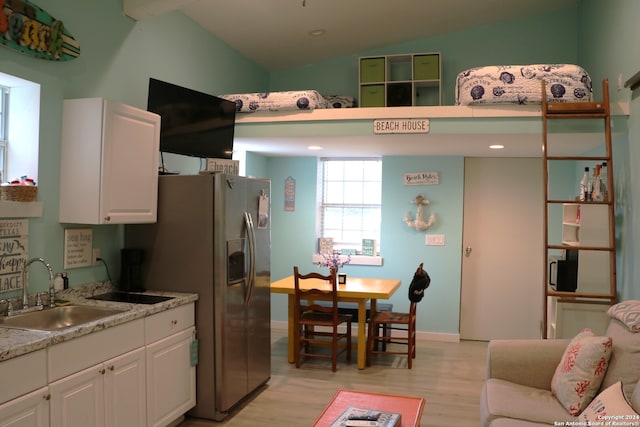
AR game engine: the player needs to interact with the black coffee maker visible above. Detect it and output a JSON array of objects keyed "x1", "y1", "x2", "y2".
[{"x1": 120, "y1": 248, "x2": 145, "y2": 292}]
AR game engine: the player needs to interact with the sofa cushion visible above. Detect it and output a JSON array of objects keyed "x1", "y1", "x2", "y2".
[
  {"x1": 482, "y1": 378, "x2": 572, "y2": 425},
  {"x1": 601, "y1": 318, "x2": 640, "y2": 399},
  {"x1": 551, "y1": 328, "x2": 613, "y2": 416},
  {"x1": 579, "y1": 381, "x2": 639, "y2": 421},
  {"x1": 608, "y1": 300, "x2": 640, "y2": 332}
]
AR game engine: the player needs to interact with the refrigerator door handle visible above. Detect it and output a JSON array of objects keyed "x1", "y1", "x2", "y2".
[{"x1": 244, "y1": 211, "x2": 257, "y2": 306}]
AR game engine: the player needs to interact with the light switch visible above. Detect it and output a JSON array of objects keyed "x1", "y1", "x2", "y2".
[{"x1": 425, "y1": 234, "x2": 445, "y2": 246}]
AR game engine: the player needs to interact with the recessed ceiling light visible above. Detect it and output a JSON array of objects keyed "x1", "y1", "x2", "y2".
[
  {"x1": 309, "y1": 29, "x2": 326, "y2": 37},
  {"x1": 308, "y1": 145, "x2": 323, "y2": 150},
  {"x1": 490, "y1": 144, "x2": 504, "y2": 150}
]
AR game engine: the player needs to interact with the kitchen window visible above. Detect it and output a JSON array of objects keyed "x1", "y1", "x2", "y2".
[
  {"x1": 318, "y1": 158, "x2": 382, "y2": 257},
  {"x1": 0, "y1": 72, "x2": 42, "y2": 218}
]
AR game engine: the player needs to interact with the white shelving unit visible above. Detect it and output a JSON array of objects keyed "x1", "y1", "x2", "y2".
[{"x1": 359, "y1": 53, "x2": 441, "y2": 107}]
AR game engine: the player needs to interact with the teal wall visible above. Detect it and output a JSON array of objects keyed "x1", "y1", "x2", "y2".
[
  {"x1": 3, "y1": 0, "x2": 639, "y2": 337},
  {"x1": 267, "y1": 156, "x2": 464, "y2": 334},
  {"x1": 0, "y1": 0, "x2": 267, "y2": 292},
  {"x1": 270, "y1": 7, "x2": 579, "y2": 105},
  {"x1": 576, "y1": 0, "x2": 639, "y2": 302}
]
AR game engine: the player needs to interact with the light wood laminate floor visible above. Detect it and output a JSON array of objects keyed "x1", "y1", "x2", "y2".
[{"x1": 179, "y1": 327, "x2": 487, "y2": 426}]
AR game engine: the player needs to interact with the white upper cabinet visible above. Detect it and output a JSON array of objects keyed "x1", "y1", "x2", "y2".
[{"x1": 59, "y1": 98, "x2": 160, "y2": 224}]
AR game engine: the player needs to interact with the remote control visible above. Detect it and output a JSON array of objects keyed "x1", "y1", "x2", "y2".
[
  {"x1": 344, "y1": 421, "x2": 379, "y2": 427},
  {"x1": 348, "y1": 412, "x2": 381, "y2": 421}
]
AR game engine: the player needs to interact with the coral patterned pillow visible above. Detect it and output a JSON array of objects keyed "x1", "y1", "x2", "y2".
[{"x1": 551, "y1": 328, "x2": 613, "y2": 416}]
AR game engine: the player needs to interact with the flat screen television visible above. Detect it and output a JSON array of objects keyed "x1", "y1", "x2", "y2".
[{"x1": 147, "y1": 78, "x2": 236, "y2": 159}]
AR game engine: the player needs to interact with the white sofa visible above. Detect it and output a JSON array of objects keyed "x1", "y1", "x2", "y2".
[{"x1": 480, "y1": 302, "x2": 640, "y2": 426}]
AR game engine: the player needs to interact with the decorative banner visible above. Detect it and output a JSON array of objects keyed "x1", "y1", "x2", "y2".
[
  {"x1": 284, "y1": 176, "x2": 295, "y2": 212},
  {"x1": 0, "y1": 219, "x2": 28, "y2": 292},
  {"x1": 403, "y1": 171, "x2": 440, "y2": 186},
  {"x1": 373, "y1": 118, "x2": 429, "y2": 134},
  {"x1": 0, "y1": 0, "x2": 80, "y2": 61},
  {"x1": 64, "y1": 228, "x2": 93, "y2": 269}
]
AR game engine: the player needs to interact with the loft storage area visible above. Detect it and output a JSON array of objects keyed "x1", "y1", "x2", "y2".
[{"x1": 232, "y1": 102, "x2": 629, "y2": 159}]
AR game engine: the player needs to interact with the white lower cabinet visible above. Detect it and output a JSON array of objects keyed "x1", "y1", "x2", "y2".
[
  {"x1": 146, "y1": 328, "x2": 195, "y2": 427},
  {"x1": 0, "y1": 303, "x2": 195, "y2": 427},
  {"x1": 145, "y1": 304, "x2": 196, "y2": 427},
  {"x1": 0, "y1": 387, "x2": 49, "y2": 427},
  {"x1": 49, "y1": 347, "x2": 146, "y2": 427}
]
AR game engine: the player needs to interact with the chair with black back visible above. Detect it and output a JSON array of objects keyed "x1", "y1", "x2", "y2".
[
  {"x1": 293, "y1": 266, "x2": 352, "y2": 372},
  {"x1": 367, "y1": 262, "x2": 430, "y2": 369}
]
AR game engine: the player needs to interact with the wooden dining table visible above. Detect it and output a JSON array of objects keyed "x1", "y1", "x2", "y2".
[{"x1": 270, "y1": 275, "x2": 402, "y2": 369}]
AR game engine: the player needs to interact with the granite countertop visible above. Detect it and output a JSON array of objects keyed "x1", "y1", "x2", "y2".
[{"x1": 0, "y1": 282, "x2": 198, "y2": 362}]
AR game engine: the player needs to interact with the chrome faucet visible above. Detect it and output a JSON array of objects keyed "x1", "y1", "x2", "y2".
[{"x1": 21, "y1": 257, "x2": 54, "y2": 309}]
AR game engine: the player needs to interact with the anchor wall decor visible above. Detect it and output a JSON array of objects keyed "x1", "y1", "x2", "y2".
[{"x1": 404, "y1": 194, "x2": 435, "y2": 231}]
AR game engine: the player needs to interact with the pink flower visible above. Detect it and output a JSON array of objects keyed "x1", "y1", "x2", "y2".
[{"x1": 316, "y1": 253, "x2": 350, "y2": 270}]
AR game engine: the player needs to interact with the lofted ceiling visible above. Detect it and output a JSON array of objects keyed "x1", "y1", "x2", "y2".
[
  {"x1": 177, "y1": 0, "x2": 578, "y2": 72},
  {"x1": 124, "y1": 0, "x2": 584, "y2": 157}
]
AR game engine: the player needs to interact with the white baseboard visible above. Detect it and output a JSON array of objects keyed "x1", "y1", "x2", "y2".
[{"x1": 270, "y1": 320, "x2": 460, "y2": 342}]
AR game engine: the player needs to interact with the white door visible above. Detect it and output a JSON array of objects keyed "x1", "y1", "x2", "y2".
[
  {"x1": 101, "y1": 100, "x2": 160, "y2": 224},
  {"x1": 146, "y1": 327, "x2": 196, "y2": 427},
  {"x1": 49, "y1": 364, "x2": 105, "y2": 427},
  {"x1": 0, "y1": 387, "x2": 49, "y2": 427},
  {"x1": 104, "y1": 348, "x2": 147, "y2": 427},
  {"x1": 460, "y1": 157, "x2": 543, "y2": 340}
]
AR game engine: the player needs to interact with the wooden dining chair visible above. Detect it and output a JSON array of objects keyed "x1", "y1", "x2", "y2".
[
  {"x1": 293, "y1": 266, "x2": 352, "y2": 372},
  {"x1": 367, "y1": 263, "x2": 430, "y2": 369}
]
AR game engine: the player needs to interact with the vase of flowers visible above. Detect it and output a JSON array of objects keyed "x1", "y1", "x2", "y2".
[{"x1": 316, "y1": 252, "x2": 350, "y2": 280}]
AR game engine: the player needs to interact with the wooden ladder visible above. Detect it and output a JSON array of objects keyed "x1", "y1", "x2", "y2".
[{"x1": 542, "y1": 78, "x2": 617, "y2": 338}]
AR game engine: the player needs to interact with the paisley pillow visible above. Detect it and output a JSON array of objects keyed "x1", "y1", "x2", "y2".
[
  {"x1": 608, "y1": 300, "x2": 640, "y2": 332},
  {"x1": 551, "y1": 328, "x2": 613, "y2": 416}
]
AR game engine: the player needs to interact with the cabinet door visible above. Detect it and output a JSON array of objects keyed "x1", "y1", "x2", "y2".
[
  {"x1": 146, "y1": 327, "x2": 196, "y2": 427},
  {"x1": 0, "y1": 387, "x2": 49, "y2": 427},
  {"x1": 50, "y1": 365, "x2": 105, "y2": 427},
  {"x1": 101, "y1": 100, "x2": 160, "y2": 224},
  {"x1": 104, "y1": 348, "x2": 146, "y2": 427}
]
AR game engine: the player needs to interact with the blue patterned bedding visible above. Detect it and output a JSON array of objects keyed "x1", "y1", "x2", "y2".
[
  {"x1": 219, "y1": 90, "x2": 355, "y2": 113},
  {"x1": 455, "y1": 64, "x2": 593, "y2": 105}
]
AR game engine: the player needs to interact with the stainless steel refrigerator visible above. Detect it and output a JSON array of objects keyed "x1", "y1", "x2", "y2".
[{"x1": 125, "y1": 173, "x2": 271, "y2": 421}]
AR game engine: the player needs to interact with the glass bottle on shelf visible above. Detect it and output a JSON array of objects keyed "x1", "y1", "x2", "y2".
[
  {"x1": 592, "y1": 164, "x2": 602, "y2": 201},
  {"x1": 579, "y1": 166, "x2": 590, "y2": 201},
  {"x1": 600, "y1": 162, "x2": 608, "y2": 202}
]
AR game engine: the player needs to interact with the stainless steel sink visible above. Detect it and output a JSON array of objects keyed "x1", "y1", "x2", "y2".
[{"x1": 0, "y1": 305, "x2": 126, "y2": 331}]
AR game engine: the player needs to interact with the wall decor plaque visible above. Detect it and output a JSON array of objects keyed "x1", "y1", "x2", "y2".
[{"x1": 0, "y1": 0, "x2": 80, "y2": 61}]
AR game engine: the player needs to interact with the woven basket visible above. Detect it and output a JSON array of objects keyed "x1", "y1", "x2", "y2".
[{"x1": 0, "y1": 185, "x2": 38, "y2": 202}]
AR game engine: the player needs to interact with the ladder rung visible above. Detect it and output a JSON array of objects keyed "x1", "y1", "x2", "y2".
[
  {"x1": 548, "y1": 244, "x2": 615, "y2": 251},
  {"x1": 545, "y1": 101, "x2": 607, "y2": 115},
  {"x1": 547, "y1": 289, "x2": 616, "y2": 300},
  {"x1": 546, "y1": 156, "x2": 610, "y2": 161}
]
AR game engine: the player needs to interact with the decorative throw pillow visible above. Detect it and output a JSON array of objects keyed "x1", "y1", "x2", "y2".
[
  {"x1": 551, "y1": 328, "x2": 613, "y2": 416},
  {"x1": 579, "y1": 381, "x2": 639, "y2": 421},
  {"x1": 608, "y1": 300, "x2": 640, "y2": 332}
]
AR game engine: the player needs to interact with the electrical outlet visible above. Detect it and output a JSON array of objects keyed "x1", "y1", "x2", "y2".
[
  {"x1": 93, "y1": 248, "x2": 101, "y2": 266},
  {"x1": 425, "y1": 234, "x2": 445, "y2": 246}
]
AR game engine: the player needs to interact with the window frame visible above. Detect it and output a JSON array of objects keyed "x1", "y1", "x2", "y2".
[{"x1": 316, "y1": 157, "x2": 383, "y2": 265}]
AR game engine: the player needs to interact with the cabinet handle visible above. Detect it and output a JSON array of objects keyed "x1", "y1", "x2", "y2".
[
  {"x1": 171, "y1": 319, "x2": 178, "y2": 326},
  {"x1": 43, "y1": 393, "x2": 51, "y2": 401},
  {"x1": 104, "y1": 216, "x2": 111, "y2": 222},
  {"x1": 108, "y1": 365, "x2": 114, "y2": 371},
  {"x1": 99, "y1": 368, "x2": 106, "y2": 375}
]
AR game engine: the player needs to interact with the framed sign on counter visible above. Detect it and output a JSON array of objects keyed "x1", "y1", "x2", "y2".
[{"x1": 64, "y1": 228, "x2": 93, "y2": 269}]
